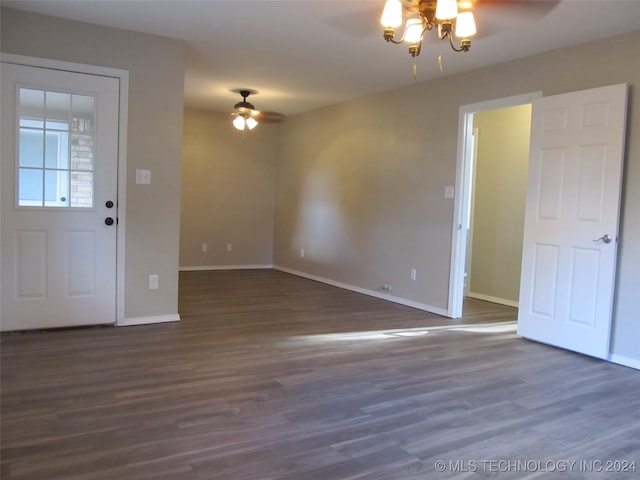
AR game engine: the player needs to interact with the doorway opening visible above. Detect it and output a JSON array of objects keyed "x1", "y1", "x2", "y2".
[{"x1": 448, "y1": 92, "x2": 542, "y2": 318}]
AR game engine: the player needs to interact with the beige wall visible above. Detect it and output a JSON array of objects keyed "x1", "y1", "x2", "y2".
[
  {"x1": 1, "y1": 8, "x2": 186, "y2": 321},
  {"x1": 468, "y1": 105, "x2": 531, "y2": 304},
  {"x1": 274, "y1": 30, "x2": 640, "y2": 363},
  {"x1": 180, "y1": 107, "x2": 277, "y2": 268}
]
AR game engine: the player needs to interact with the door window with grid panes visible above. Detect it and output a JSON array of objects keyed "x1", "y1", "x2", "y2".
[{"x1": 18, "y1": 88, "x2": 95, "y2": 208}]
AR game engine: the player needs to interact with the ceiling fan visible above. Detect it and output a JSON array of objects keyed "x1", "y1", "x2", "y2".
[
  {"x1": 231, "y1": 89, "x2": 286, "y2": 131},
  {"x1": 469, "y1": 0, "x2": 561, "y2": 37}
]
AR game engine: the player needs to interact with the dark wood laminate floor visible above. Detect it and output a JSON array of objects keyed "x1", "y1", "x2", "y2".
[{"x1": 1, "y1": 270, "x2": 639, "y2": 479}]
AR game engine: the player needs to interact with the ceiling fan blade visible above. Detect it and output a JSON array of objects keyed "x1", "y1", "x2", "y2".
[
  {"x1": 470, "y1": 0, "x2": 560, "y2": 38},
  {"x1": 255, "y1": 111, "x2": 287, "y2": 124},
  {"x1": 322, "y1": 4, "x2": 383, "y2": 38},
  {"x1": 474, "y1": 0, "x2": 560, "y2": 18}
]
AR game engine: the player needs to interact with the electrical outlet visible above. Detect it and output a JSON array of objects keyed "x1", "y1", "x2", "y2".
[
  {"x1": 382, "y1": 284, "x2": 392, "y2": 291},
  {"x1": 410, "y1": 268, "x2": 417, "y2": 281},
  {"x1": 148, "y1": 275, "x2": 159, "y2": 290},
  {"x1": 300, "y1": 248, "x2": 305, "y2": 258},
  {"x1": 201, "y1": 243, "x2": 208, "y2": 252},
  {"x1": 227, "y1": 243, "x2": 233, "y2": 252}
]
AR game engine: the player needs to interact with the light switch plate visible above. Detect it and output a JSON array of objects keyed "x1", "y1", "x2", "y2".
[
  {"x1": 136, "y1": 169, "x2": 151, "y2": 185},
  {"x1": 444, "y1": 185, "x2": 455, "y2": 199}
]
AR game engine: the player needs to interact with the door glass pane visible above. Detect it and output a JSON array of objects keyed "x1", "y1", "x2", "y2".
[
  {"x1": 19, "y1": 88, "x2": 44, "y2": 123},
  {"x1": 70, "y1": 172, "x2": 93, "y2": 208},
  {"x1": 46, "y1": 91, "x2": 71, "y2": 120},
  {"x1": 45, "y1": 131, "x2": 69, "y2": 169},
  {"x1": 45, "y1": 120, "x2": 69, "y2": 131},
  {"x1": 71, "y1": 94, "x2": 95, "y2": 172},
  {"x1": 18, "y1": 169, "x2": 43, "y2": 206},
  {"x1": 45, "y1": 170, "x2": 69, "y2": 206},
  {"x1": 71, "y1": 128, "x2": 94, "y2": 171},
  {"x1": 19, "y1": 129, "x2": 44, "y2": 168},
  {"x1": 20, "y1": 118, "x2": 44, "y2": 128},
  {"x1": 17, "y1": 88, "x2": 95, "y2": 208},
  {"x1": 72, "y1": 94, "x2": 94, "y2": 117}
]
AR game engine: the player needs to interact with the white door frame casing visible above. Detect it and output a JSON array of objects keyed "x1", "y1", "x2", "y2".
[
  {"x1": 0, "y1": 53, "x2": 129, "y2": 327},
  {"x1": 448, "y1": 92, "x2": 542, "y2": 318}
]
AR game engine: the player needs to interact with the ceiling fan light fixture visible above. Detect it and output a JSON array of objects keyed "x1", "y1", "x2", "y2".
[
  {"x1": 245, "y1": 117, "x2": 258, "y2": 130},
  {"x1": 233, "y1": 115, "x2": 247, "y2": 130},
  {"x1": 231, "y1": 89, "x2": 260, "y2": 131},
  {"x1": 230, "y1": 88, "x2": 286, "y2": 130},
  {"x1": 232, "y1": 114, "x2": 259, "y2": 131}
]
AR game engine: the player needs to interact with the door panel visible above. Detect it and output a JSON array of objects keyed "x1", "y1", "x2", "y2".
[
  {"x1": 1, "y1": 63, "x2": 119, "y2": 331},
  {"x1": 518, "y1": 84, "x2": 628, "y2": 359},
  {"x1": 530, "y1": 243, "x2": 559, "y2": 318}
]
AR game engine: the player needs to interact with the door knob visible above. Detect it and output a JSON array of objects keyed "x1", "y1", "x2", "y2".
[
  {"x1": 105, "y1": 217, "x2": 115, "y2": 226},
  {"x1": 593, "y1": 234, "x2": 612, "y2": 244}
]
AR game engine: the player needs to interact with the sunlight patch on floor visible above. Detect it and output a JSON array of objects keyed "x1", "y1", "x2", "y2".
[
  {"x1": 450, "y1": 322, "x2": 518, "y2": 334},
  {"x1": 288, "y1": 321, "x2": 517, "y2": 343}
]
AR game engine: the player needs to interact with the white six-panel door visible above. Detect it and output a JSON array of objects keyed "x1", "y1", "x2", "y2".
[
  {"x1": 518, "y1": 84, "x2": 628, "y2": 359},
  {"x1": 1, "y1": 63, "x2": 119, "y2": 331}
]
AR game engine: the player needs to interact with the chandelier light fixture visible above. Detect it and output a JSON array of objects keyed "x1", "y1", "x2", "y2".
[{"x1": 381, "y1": 0, "x2": 477, "y2": 57}]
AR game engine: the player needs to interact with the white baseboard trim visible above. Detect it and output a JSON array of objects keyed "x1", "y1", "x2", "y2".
[
  {"x1": 467, "y1": 291, "x2": 519, "y2": 308},
  {"x1": 179, "y1": 264, "x2": 273, "y2": 271},
  {"x1": 118, "y1": 314, "x2": 180, "y2": 327},
  {"x1": 274, "y1": 266, "x2": 450, "y2": 317},
  {"x1": 608, "y1": 354, "x2": 640, "y2": 371}
]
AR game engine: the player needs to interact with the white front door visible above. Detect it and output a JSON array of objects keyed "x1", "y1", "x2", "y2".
[
  {"x1": 517, "y1": 84, "x2": 628, "y2": 359},
  {"x1": 1, "y1": 63, "x2": 120, "y2": 331}
]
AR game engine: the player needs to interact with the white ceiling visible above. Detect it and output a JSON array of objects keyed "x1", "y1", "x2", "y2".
[{"x1": 4, "y1": 0, "x2": 640, "y2": 117}]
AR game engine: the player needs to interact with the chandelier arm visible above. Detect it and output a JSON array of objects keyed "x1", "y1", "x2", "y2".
[
  {"x1": 414, "y1": 41, "x2": 423, "y2": 57},
  {"x1": 385, "y1": 36, "x2": 406, "y2": 45},
  {"x1": 383, "y1": 27, "x2": 406, "y2": 44},
  {"x1": 448, "y1": 33, "x2": 470, "y2": 52}
]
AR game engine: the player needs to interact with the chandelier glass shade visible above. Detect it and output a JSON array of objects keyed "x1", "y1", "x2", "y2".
[{"x1": 381, "y1": 0, "x2": 476, "y2": 57}]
